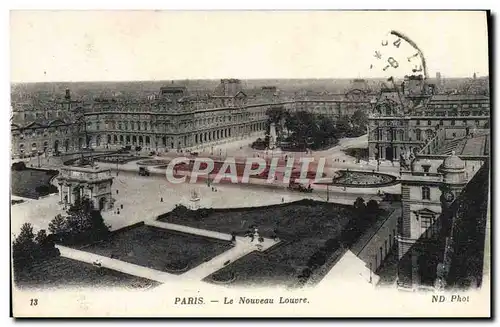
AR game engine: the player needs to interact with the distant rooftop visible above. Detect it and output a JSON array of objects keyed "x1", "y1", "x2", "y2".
[
  {"x1": 429, "y1": 94, "x2": 489, "y2": 101},
  {"x1": 160, "y1": 86, "x2": 187, "y2": 94}
]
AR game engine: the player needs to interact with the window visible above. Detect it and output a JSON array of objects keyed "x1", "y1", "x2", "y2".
[
  {"x1": 439, "y1": 120, "x2": 443, "y2": 126},
  {"x1": 463, "y1": 120, "x2": 467, "y2": 126},
  {"x1": 427, "y1": 120, "x2": 432, "y2": 126},
  {"x1": 422, "y1": 164, "x2": 431, "y2": 173},
  {"x1": 475, "y1": 120, "x2": 480, "y2": 127},
  {"x1": 451, "y1": 120, "x2": 455, "y2": 126},
  {"x1": 452, "y1": 133, "x2": 456, "y2": 137},
  {"x1": 416, "y1": 120, "x2": 420, "y2": 126},
  {"x1": 422, "y1": 186, "x2": 431, "y2": 200},
  {"x1": 421, "y1": 216, "x2": 433, "y2": 238}
]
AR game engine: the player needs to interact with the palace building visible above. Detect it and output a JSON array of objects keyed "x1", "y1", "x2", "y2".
[
  {"x1": 386, "y1": 75, "x2": 491, "y2": 291},
  {"x1": 10, "y1": 79, "x2": 374, "y2": 158},
  {"x1": 368, "y1": 75, "x2": 490, "y2": 162}
]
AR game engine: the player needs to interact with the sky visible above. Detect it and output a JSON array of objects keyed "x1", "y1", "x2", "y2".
[{"x1": 10, "y1": 10, "x2": 489, "y2": 83}]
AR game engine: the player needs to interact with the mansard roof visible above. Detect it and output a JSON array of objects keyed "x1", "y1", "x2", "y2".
[{"x1": 429, "y1": 94, "x2": 489, "y2": 102}]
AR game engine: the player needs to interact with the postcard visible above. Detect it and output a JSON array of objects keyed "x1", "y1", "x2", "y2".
[{"x1": 10, "y1": 10, "x2": 491, "y2": 318}]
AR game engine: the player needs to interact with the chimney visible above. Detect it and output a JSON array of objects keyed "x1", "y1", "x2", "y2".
[{"x1": 65, "y1": 89, "x2": 71, "y2": 100}]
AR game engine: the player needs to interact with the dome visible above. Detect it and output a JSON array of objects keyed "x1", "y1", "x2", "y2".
[{"x1": 442, "y1": 151, "x2": 465, "y2": 170}]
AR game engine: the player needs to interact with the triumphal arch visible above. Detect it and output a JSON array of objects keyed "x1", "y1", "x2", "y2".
[{"x1": 57, "y1": 166, "x2": 114, "y2": 211}]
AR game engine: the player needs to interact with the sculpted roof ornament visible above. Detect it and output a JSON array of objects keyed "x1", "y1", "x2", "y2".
[{"x1": 442, "y1": 151, "x2": 465, "y2": 170}]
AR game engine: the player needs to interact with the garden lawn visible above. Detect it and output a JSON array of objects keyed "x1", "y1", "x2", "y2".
[
  {"x1": 14, "y1": 256, "x2": 160, "y2": 289},
  {"x1": 11, "y1": 168, "x2": 58, "y2": 199},
  {"x1": 160, "y1": 200, "x2": 370, "y2": 287},
  {"x1": 205, "y1": 252, "x2": 298, "y2": 288},
  {"x1": 76, "y1": 225, "x2": 233, "y2": 274}
]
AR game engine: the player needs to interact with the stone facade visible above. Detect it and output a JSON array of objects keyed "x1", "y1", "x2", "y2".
[
  {"x1": 397, "y1": 153, "x2": 476, "y2": 290},
  {"x1": 10, "y1": 89, "x2": 86, "y2": 158},
  {"x1": 11, "y1": 79, "x2": 374, "y2": 158},
  {"x1": 368, "y1": 75, "x2": 490, "y2": 161},
  {"x1": 57, "y1": 166, "x2": 114, "y2": 211}
]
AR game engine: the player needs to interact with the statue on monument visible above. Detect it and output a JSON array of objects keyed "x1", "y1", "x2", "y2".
[
  {"x1": 268, "y1": 122, "x2": 277, "y2": 150},
  {"x1": 189, "y1": 189, "x2": 200, "y2": 210}
]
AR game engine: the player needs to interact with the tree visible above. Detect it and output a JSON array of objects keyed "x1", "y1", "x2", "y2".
[
  {"x1": 351, "y1": 110, "x2": 369, "y2": 136},
  {"x1": 266, "y1": 107, "x2": 286, "y2": 124},
  {"x1": 335, "y1": 117, "x2": 352, "y2": 138},
  {"x1": 34, "y1": 229, "x2": 48, "y2": 246},
  {"x1": 11, "y1": 161, "x2": 26, "y2": 171},
  {"x1": 48, "y1": 214, "x2": 67, "y2": 235},
  {"x1": 12, "y1": 223, "x2": 59, "y2": 272},
  {"x1": 280, "y1": 111, "x2": 339, "y2": 150},
  {"x1": 13, "y1": 223, "x2": 36, "y2": 262},
  {"x1": 50, "y1": 197, "x2": 110, "y2": 244},
  {"x1": 353, "y1": 197, "x2": 366, "y2": 211},
  {"x1": 366, "y1": 200, "x2": 379, "y2": 214}
]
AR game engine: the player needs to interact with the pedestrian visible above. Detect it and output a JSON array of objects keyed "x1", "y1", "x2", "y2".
[
  {"x1": 282, "y1": 197, "x2": 284, "y2": 203},
  {"x1": 160, "y1": 197, "x2": 163, "y2": 202}
]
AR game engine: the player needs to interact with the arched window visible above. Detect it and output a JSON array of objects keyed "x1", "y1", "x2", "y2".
[
  {"x1": 397, "y1": 129, "x2": 404, "y2": 141},
  {"x1": 422, "y1": 186, "x2": 431, "y2": 200}
]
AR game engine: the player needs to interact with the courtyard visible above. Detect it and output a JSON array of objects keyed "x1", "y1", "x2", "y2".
[
  {"x1": 75, "y1": 225, "x2": 233, "y2": 274},
  {"x1": 159, "y1": 199, "x2": 386, "y2": 287}
]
